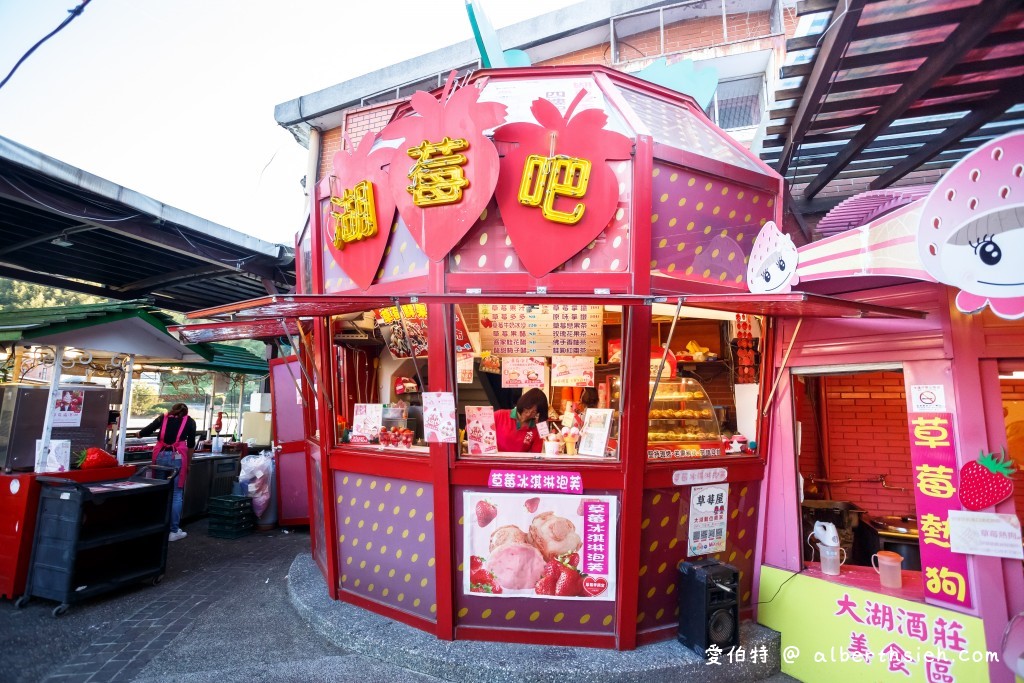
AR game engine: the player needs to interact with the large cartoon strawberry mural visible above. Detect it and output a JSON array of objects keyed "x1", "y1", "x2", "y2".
[
  {"x1": 381, "y1": 74, "x2": 507, "y2": 262},
  {"x1": 918, "y1": 131, "x2": 1024, "y2": 319},
  {"x1": 316, "y1": 131, "x2": 397, "y2": 291},
  {"x1": 493, "y1": 90, "x2": 632, "y2": 278}
]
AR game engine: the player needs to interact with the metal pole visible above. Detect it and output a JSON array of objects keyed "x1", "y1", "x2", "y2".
[
  {"x1": 38, "y1": 345, "x2": 65, "y2": 471},
  {"x1": 117, "y1": 354, "x2": 135, "y2": 464},
  {"x1": 237, "y1": 375, "x2": 246, "y2": 439},
  {"x1": 648, "y1": 298, "x2": 684, "y2": 413}
]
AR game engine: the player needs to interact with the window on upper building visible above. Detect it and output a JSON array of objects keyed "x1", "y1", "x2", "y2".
[{"x1": 707, "y1": 75, "x2": 765, "y2": 130}]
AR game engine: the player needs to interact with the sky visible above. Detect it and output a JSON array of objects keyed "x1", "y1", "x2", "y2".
[{"x1": 0, "y1": 0, "x2": 580, "y2": 246}]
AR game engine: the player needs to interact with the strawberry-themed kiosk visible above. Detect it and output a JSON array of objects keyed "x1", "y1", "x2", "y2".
[
  {"x1": 748, "y1": 132, "x2": 1024, "y2": 682},
  {"x1": 178, "y1": 65, "x2": 969, "y2": 653}
]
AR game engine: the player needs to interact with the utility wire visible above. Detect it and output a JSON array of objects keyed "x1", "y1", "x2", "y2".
[{"x1": 0, "y1": 0, "x2": 92, "y2": 92}]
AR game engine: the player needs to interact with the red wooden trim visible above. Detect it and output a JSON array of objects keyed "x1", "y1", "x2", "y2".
[
  {"x1": 642, "y1": 458, "x2": 765, "y2": 488},
  {"x1": 444, "y1": 272, "x2": 634, "y2": 295},
  {"x1": 326, "y1": 448, "x2": 433, "y2": 480},
  {"x1": 653, "y1": 143, "x2": 779, "y2": 194},
  {"x1": 314, "y1": 318, "x2": 342, "y2": 600},
  {"x1": 339, "y1": 589, "x2": 438, "y2": 634},
  {"x1": 636, "y1": 625, "x2": 677, "y2": 646},
  {"x1": 631, "y1": 135, "x2": 654, "y2": 296},
  {"x1": 616, "y1": 305, "x2": 653, "y2": 649},
  {"x1": 455, "y1": 626, "x2": 616, "y2": 649},
  {"x1": 427, "y1": 301, "x2": 456, "y2": 641}
]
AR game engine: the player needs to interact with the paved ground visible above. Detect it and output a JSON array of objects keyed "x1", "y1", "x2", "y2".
[{"x1": 1, "y1": 517, "x2": 796, "y2": 682}]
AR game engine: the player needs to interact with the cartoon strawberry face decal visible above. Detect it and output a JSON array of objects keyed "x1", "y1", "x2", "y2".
[
  {"x1": 316, "y1": 131, "x2": 397, "y2": 291},
  {"x1": 918, "y1": 131, "x2": 1024, "y2": 319},
  {"x1": 746, "y1": 221, "x2": 798, "y2": 293},
  {"x1": 493, "y1": 90, "x2": 632, "y2": 278},
  {"x1": 380, "y1": 75, "x2": 507, "y2": 262}
]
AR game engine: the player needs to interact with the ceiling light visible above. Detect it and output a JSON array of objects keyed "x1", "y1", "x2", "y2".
[{"x1": 51, "y1": 233, "x2": 73, "y2": 247}]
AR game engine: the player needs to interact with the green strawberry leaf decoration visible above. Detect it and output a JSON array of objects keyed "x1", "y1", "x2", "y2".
[{"x1": 958, "y1": 447, "x2": 1016, "y2": 511}]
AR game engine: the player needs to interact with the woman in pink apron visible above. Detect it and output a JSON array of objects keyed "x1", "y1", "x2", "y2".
[{"x1": 139, "y1": 403, "x2": 197, "y2": 541}]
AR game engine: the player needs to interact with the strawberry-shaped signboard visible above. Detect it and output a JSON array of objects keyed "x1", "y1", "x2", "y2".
[
  {"x1": 381, "y1": 74, "x2": 507, "y2": 261},
  {"x1": 958, "y1": 448, "x2": 1016, "y2": 510},
  {"x1": 316, "y1": 131, "x2": 397, "y2": 291},
  {"x1": 494, "y1": 90, "x2": 632, "y2": 278}
]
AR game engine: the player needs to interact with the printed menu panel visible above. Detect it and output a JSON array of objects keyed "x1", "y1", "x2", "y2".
[
  {"x1": 351, "y1": 403, "x2": 383, "y2": 443},
  {"x1": 550, "y1": 355, "x2": 596, "y2": 387},
  {"x1": 688, "y1": 483, "x2": 729, "y2": 556},
  {"x1": 478, "y1": 304, "x2": 602, "y2": 357},
  {"x1": 501, "y1": 357, "x2": 546, "y2": 388},
  {"x1": 465, "y1": 406, "x2": 498, "y2": 455},
  {"x1": 423, "y1": 392, "x2": 457, "y2": 443}
]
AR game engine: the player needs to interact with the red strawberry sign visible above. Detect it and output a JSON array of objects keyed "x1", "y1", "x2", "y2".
[
  {"x1": 958, "y1": 448, "x2": 1016, "y2": 510},
  {"x1": 316, "y1": 131, "x2": 397, "y2": 291},
  {"x1": 494, "y1": 89, "x2": 632, "y2": 277},
  {"x1": 381, "y1": 74, "x2": 507, "y2": 261}
]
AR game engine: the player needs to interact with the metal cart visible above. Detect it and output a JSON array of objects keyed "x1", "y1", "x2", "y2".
[{"x1": 14, "y1": 465, "x2": 175, "y2": 616}]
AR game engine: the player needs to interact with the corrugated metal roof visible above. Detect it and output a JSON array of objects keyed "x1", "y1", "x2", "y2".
[
  {"x1": 151, "y1": 343, "x2": 269, "y2": 376},
  {"x1": 0, "y1": 299, "x2": 176, "y2": 342}
]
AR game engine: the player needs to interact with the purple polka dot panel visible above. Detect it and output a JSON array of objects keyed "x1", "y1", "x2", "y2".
[
  {"x1": 335, "y1": 473, "x2": 437, "y2": 622},
  {"x1": 635, "y1": 483, "x2": 760, "y2": 636},
  {"x1": 649, "y1": 162, "x2": 776, "y2": 288},
  {"x1": 449, "y1": 161, "x2": 632, "y2": 275},
  {"x1": 452, "y1": 487, "x2": 619, "y2": 635},
  {"x1": 322, "y1": 212, "x2": 429, "y2": 293}
]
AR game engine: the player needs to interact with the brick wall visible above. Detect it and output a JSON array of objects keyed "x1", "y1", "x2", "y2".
[
  {"x1": 1000, "y1": 379, "x2": 1024, "y2": 526},
  {"x1": 537, "y1": 11, "x2": 774, "y2": 68},
  {"x1": 795, "y1": 376, "x2": 823, "y2": 484},
  {"x1": 820, "y1": 372, "x2": 916, "y2": 517},
  {"x1": 317, "y1": 102, "x2": 401, "y2": 182}
]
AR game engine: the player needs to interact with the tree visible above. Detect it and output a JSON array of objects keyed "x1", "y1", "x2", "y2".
[
  {"x1": 0, "y1": 278, "x2": 109, "y2": 310},
  {"x1": 130, "y1": 384, "x2": 160, "y2": 418}
]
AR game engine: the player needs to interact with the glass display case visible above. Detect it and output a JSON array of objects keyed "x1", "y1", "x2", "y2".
[{"x1": 610, "y1": 376, "x2": 724, "y2": 460}]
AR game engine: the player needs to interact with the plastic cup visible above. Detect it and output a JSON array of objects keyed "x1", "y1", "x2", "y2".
[
  {"x1": 817, "y1": 543, "x2": 846, "y2": 576},
  {"x1": 872, "y1": 550, "x2": 904, "y2": 588}
]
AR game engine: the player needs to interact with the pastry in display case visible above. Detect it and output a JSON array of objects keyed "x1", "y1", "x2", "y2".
[{"x1": 608, "y1": 376, "x2": 724, "y2": 460}]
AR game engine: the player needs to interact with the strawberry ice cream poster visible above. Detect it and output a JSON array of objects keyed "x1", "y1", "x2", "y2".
[
  {"x1": 422, "y1": 392, "x2": 456, "y2": 443},
  {"x1": 463, "y1": 491, "x2": 617, "y2": 600}
]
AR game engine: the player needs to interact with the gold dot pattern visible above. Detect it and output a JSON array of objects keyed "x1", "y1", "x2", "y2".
[
  {"x1": 636, "y1": 485, "x2": 760, "y2": 632},
  {"x1": 323, "y1": 212, "x2": 428, "y2": 294},
  {"x1": 649, "y1": 163, "x2": 777, "y2": 288},
  {"x1": 336, "y1": 474, "x2": 436, "y2": 622}
]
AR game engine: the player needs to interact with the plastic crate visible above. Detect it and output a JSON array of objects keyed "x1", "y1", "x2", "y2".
[
  {"x1": 209, "y1": 514, "x2": 256, "y2": 531},
  {"x1": 208, "y1": 495, "x2": 252, "y2": 514},
  {"x1": 208, "y1": 526, "x2": 253, "y2": 540}
]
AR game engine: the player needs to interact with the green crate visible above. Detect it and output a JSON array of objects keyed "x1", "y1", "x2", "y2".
[
  {"x1": 209, "y1": 515, "x2": 255, "y2": 532},
  {"x1": 208, "y1": 495, "x2": 252, "y2": 514},
  {"x1": 208, "y1": 526, "x2": 252, "y2": 539}
]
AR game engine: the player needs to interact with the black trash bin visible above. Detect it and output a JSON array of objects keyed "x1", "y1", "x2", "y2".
[{"x1": 15, "y1": 465, "x2": 175, "y2": 616}]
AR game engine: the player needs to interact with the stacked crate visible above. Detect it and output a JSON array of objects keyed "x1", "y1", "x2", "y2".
[{"x1": 207, "y1": 495, "x2": 255, "y2": 539}]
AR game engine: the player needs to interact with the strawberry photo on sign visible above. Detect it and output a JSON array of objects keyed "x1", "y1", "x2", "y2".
[{"x1": 958, "y1": 448, "x2": 1016, "y2": 510}]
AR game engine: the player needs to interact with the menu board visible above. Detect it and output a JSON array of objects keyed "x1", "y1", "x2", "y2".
[
  {"x1": 550, "y1": 355, "x2": 596, "y2": 387},
  {"x1": 478, "y1": 304, "x2": 602, "y2": 357},
  {"x1": 501, "y1": 357, "x2": 546, "y2": 388}
]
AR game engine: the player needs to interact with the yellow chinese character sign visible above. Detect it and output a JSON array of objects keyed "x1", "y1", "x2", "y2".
[
  {"x1": 516, "y1": 154, "x2": 592, "y2": 224},
  {"x1": 406, "y1": 137, "x2": 470, "y2": 207},
  {"x1": 906, "y1": 412, "x2": 972, "y2": 609},
  {"x1": 330, "y1": 180, "x2": 378, "y2": 249}
]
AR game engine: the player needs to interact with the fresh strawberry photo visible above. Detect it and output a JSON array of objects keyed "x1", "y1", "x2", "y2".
[{"x1": 475, "y1": 499, "x2": 497, "y2": 527}]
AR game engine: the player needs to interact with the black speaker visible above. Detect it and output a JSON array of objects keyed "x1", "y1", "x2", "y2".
[{"x1": 677, "y1": 559, "x2": 740, "y2": 657}]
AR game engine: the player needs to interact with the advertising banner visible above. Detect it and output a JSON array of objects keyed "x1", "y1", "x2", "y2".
[{"x1": 463, "y1": 490, "x2": 617, "y2": 600}]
